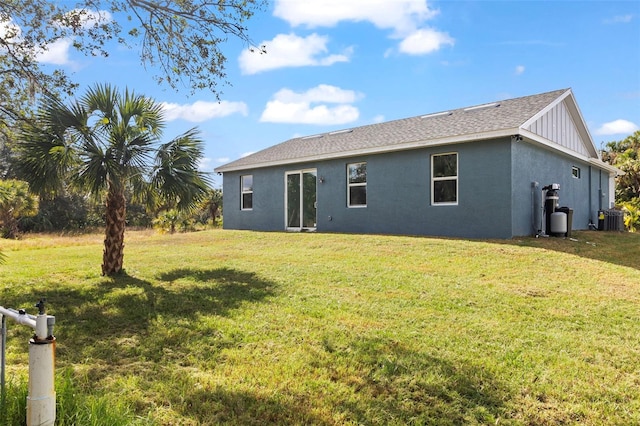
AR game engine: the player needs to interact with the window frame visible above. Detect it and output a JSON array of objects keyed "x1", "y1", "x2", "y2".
[
  {"x1": 347, "y1": 162, "x2": 367, "y2": 208},
  {"x1": 240, "y1": 174, "x2": 253, "y2": 211},
  {"x1": 571, "y1": 166, "x2": 581, "y2": 179},
  {"x1": 431, "y1": 152, "x2": 458, "y2": 206}
]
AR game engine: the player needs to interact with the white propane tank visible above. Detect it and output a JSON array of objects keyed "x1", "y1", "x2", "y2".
[{"x1": 550, "y1": 211, "x2": 567, "y2": 236}]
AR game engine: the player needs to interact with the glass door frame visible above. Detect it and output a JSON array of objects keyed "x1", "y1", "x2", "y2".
[{"x1": 285, "y1": 168, "x2": 317, "y2": 231}]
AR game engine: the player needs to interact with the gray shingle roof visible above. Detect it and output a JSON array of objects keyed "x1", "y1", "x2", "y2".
[{"x1": 216, "y1": 88, "x2": 569, "y2": 172}]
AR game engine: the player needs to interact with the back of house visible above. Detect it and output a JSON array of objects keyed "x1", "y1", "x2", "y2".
[{"x1": 215, "y1": 89, "x2": 619, "y2": 239}]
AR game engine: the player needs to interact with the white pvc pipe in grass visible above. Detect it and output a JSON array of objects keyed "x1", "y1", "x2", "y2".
[
  {"x1": 0, "y1": 306, "x2": 37, "y2": 329},
  {"x1": 0, "y1": 305, "x2": 56, "y2": 426},
  {"x1": 27, "y1": 328, "x2": 56, "y2": 426}
]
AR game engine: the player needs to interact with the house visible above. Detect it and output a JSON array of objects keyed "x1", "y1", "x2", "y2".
[{"x1": 214, "y1": 89, "x2": 620, "y2": 239}]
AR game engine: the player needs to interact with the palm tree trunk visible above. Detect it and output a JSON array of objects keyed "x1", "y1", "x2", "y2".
[
  {"x1": 0, "y1": 211, "x2": 18, "y2": 239},
  {"x1": 102, "y1": 189, "x2": 126, "y2": 275}
]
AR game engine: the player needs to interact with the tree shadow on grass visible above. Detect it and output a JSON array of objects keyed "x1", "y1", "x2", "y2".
[
  {"x1": 3, "y1": 267, "x2": 277, "y2": 363},
  {"x1": 160, "y1": 372, "x2": 332, "y2": 425},
  {"x1": 155, "y1": 267, "x2": 277, "y2": 308},
  {"x1": 503, "y1": 230, "x2": 640, "y2": 271},
  {"x1": 318, "y1": 335, "x2": 510, "y2": 425},
  {"x1": 2, "y1": 268, "x2": 281, "y2": 423}
]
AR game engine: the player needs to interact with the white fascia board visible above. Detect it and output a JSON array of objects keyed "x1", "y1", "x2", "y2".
[
  {"x1": 519, "y1": 129, "x2": 593, "y2": 161},
  {"x1": 561, "y1": 93, "x2": 599, "y2": 158},
  {"x1": 588, "y1": 158, "x2": 623, "y2": 176},
  {"x1": 215, "y1": 129, "x2": 517, "y2": 173}
]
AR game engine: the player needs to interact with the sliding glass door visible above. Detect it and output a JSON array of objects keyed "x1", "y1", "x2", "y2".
[{"x1": 286, "y1": 169, "x2": 317, "y2": 230}]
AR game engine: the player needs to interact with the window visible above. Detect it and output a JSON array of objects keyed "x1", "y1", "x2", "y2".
[
  {"x1": 572, "y1": 166, "x2": 581, "y2": 179},
  {"x1": 347, "y1": 162, "x2": 367, "y2": 207},
  {"x1": 241, "y1": 175, "x2": 253, "y2": 210},
  {"x1": 432, "y1": 153, "x2": 458, "y2": 205}
]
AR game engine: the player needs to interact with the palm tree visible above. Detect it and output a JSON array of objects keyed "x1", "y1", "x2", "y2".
[
  {"x1": 17, "y1": 84, "x2": 210, "y2": 275},
  {"x1": 201, "y1": 188, "x2": 223, "y2": 223}
]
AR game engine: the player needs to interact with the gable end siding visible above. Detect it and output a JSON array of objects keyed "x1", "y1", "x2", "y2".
[{"x1": 526, "y1": 99, "x2": 589, "y2": 157}]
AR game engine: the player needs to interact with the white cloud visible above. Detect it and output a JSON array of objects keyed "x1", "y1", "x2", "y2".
[
  {"x1": 398, "y1": 28, "x2": 454, "y2": 55},
  {"x1": 239, "y1": 33, "x2": 350, "y2": 74},
  {"x1": 62, "y1": 9, "x2": 113, "y2": 29},
  {"x1": 161, "y1": 100, "x2": 248, "y2": 122},
  {"x1": 0, "y1": 18, "x2": 73, "y2": 65},
  {"x1": 273, "y1": 0, "x2": 438, "y2": 35},
  {"x1": 35, "y1": 38, "x2": 73, "y2": 65},
  {"x1": 0, "y1": 18, "x2": 21, "y2": 41},
  {"x1": 274, "y1": 84, "x2": 361, "y2": 104},
  {"x1": 261, "y1": 102, "x2": 360, "y2": 125},
  {"x1": 604, "y1": 14, "x2": 633, "y2": 24},
  {"x1": 216, "y1": 157, "x2": 230, "y2": 163},
  {"x1": 372, "y1": 114, "x2": 385, "y2": 123},
  {"x1": 4, "y1": 9, "x2": 112, "y2": 66},
  {"x1": 241, "y1": 151, "x2": 256, "y2": 158},
  {"x1": 273, "y1": 0, "x2": 452, "y2": 57},
  {"x1": 595, "y1": 119, "x2": 639, "y2": 136},
  {"x1": 260, "y1": 85, "x2": 362, "y2": 125},
  {"x1": 198, "y1": 157, "x2": 212, "y2": 171},
  {"x1": 515, "y1": 65, "x2": 525, "y2": 75}
]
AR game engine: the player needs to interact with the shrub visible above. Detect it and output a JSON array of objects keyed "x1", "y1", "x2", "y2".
[{"x1": 622, "y1": 199, "x2": 640, "y2": 232}]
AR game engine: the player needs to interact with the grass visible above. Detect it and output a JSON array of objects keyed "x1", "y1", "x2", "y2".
[{"x1": 1, "y1": 229, "x2": 639, "y2": 425}]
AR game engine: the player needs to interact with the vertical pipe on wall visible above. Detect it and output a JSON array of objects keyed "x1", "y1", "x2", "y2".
[
  {"x1": 589, "y1": 166, "x2": 597, "y2": 224},
  {"x1": 531, "y1": 183, "x2": 535, "y2": 235},
  {"x1": 598, "y1": 170, "x2": 603, "y2": 210}
]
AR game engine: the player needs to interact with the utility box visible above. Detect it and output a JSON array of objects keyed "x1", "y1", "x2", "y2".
[
  {"x1": 604, "y1": 209, "x2": 624, "y2": 231},
  {"x1": 596, "y1": 209, "x2": 624, "y2": 231}
]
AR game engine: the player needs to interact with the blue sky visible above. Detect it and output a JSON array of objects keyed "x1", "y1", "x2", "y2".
[{"x1": 36, "y1": 1, "x2": 640, "y2": 186}]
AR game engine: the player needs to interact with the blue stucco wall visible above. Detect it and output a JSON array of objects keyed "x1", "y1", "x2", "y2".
[
  {"x1": 222, "y1": 167, "x2": 285, "y2": 231},
  {"x1": 316, "y1": 139, "x2": 514, "y2": 238},
  {"x1": 222, "y1": 137, "x2": 613, "y2": 238},
  {"x1": 510, "y1": 140, "x2": 608, "y2": 236},
  {"x1": 223, "y1": 138, "x2": 515, "y2": 238}
]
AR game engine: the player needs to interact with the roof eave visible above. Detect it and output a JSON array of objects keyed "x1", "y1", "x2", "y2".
[
  {"x1": 588, "y1": 158, "x2": 624, "y2": 176},
  {"x1": 214, "y1": 129, "x2": 518, "y2": 173}
]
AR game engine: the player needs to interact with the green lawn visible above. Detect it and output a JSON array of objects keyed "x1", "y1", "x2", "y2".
[{"x1": 1, "y1": 230, "x2": 639, "y2": 425}]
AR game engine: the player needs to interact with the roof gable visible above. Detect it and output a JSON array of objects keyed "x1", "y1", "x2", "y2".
[
  {"x1": 216, "y1": 89, "x2": 602, "y2": 173},
  {"x1": 521, "y1": 89, "x2": 599, "y2": 158}
]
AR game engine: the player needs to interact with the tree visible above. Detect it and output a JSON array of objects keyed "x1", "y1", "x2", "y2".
[
  {"x1": 16, "y1": 84, "x2": 210, "y2": 275},
  {"x1": 153, "y1": 209, "x2": 195, "y2": 234},
  {"x1": 200, "y1": 188, "x2": 223, "y2": 224},
  {"x1": 0, "y1": 179, "x2": 38, "y2": 238},
  {"x1": 22, "y1": 188, "x2": 91, "y2": 232},
  {"x1": 0, "y1": 0, "x2": 266, "y2": 136},
  {"x1": 602, "y1": 130, "x2": 640, "y2": 231},
  {"x1": 602, "y1": 130, "x2": 640, "y2": 202}
]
